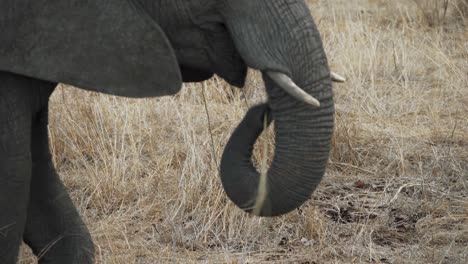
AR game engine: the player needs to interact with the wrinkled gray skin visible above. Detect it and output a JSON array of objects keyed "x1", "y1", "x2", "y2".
[{"x1": 0, "y1": 0, "x2": 333, "y2": 263}]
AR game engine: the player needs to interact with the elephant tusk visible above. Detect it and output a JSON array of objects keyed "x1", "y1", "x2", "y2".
[
  {"x1": 266, "y1": 72, "x2": 320, "y2": 107},
  {"x1": 331, "y1": 71, "x2": 346, "y2": 83}
]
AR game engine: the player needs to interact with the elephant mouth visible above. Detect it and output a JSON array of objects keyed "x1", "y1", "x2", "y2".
[{"x1": 179, "y1": 64, "x2": 214, "y2": 83}]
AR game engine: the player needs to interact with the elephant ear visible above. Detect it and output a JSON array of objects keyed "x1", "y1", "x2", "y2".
[{"x1": 0, "y1": 0, "x2": 182, "y2": 98}]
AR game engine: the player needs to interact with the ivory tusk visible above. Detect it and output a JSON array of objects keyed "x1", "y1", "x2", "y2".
[
  {"x1": 331, "y1": 71, "x2": 346, "y2": 83},
  {"x1": 266, "y1": 72, "x2": 320, "y2": 107}
]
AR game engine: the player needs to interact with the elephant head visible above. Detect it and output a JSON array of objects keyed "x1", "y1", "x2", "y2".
[
  {"x1": 152, "y1": 0, "x2": 335, "y2": 216},
  {"x1": 0, "y1": 0, "x2": 334, "y2": 217}
]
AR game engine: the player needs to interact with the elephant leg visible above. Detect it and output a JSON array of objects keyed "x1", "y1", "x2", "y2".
[
  {"x1": 22, "y1": 85, "x2": 95, "y2": 263},
  {"x1": 0, "y1": 72, "x2": 35, "y2": 264}
]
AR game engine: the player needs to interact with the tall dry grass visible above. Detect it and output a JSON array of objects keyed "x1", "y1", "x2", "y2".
[{"x1": 20, "y1": 0, "x2": 467, "y2": 263}]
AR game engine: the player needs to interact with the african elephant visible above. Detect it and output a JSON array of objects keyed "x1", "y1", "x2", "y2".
[{"x1": 0, "y1": 0, "x2": 337, "y2": 263}]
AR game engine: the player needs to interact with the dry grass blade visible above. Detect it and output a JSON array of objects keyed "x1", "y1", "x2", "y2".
[{"x1": 201, "y1": 82, "x2": 218, "y2": 169}]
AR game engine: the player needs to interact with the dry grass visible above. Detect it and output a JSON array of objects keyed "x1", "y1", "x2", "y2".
[{"x1": 19, "y1": 0, "x2": 467, "y2": 263}]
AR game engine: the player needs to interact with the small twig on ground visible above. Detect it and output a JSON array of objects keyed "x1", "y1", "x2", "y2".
[{"x1": 202, "y1": 82, "x2": 219, "y2": 169}]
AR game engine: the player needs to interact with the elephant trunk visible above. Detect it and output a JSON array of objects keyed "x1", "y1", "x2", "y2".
[{"x1": 220, "y1": 0, "x2": 334, "y2": 216}]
